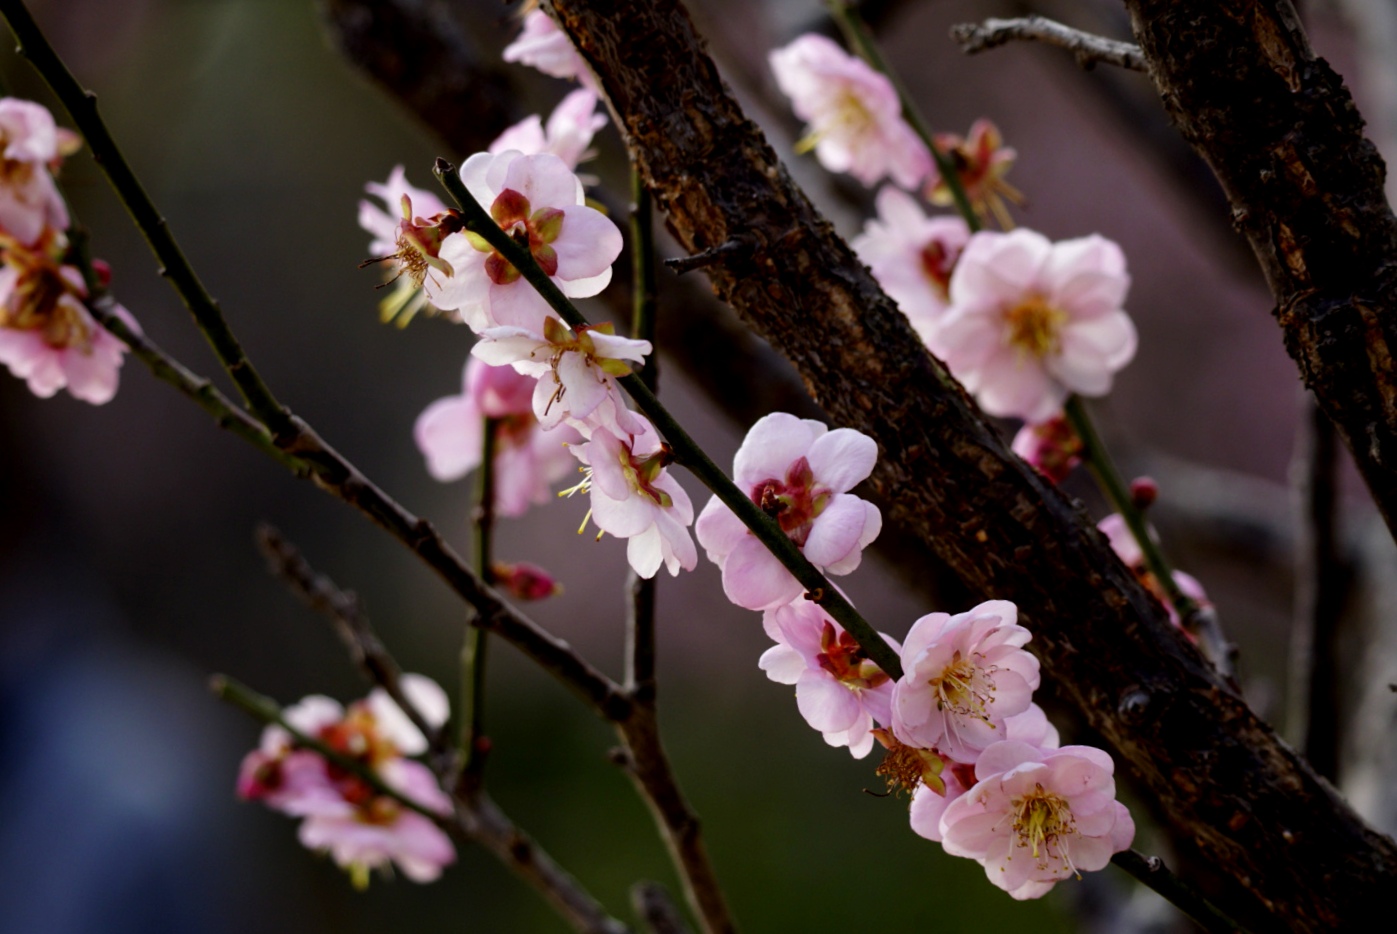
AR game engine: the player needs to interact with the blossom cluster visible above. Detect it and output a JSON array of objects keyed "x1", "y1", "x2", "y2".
[
  {"x1": 238, "y1": 676, "x2": 456, "y2": 888},
  {"x1": 356, "y1": 15, "x2": 696, "y2": 581},
  {"x1": 0, "y1": 98, "x2": 135, "y2": 404},
  {"x1": 701, "y1": 413, "x2": 1135, "y2": 898}
]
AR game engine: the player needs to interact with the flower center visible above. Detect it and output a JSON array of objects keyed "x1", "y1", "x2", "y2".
[
  {"x1": 618, "y1": 444, "x2": 675, "y2": 509},
  {"x1": 0, "y1": 250, "x2": 93, "y2": 351},
  {"x1": 467, "y1": 188, "x2": 564, "y2": 285},
  {"x1": 919, "y1": 240, "x2": 953, "y2": 301},
  {"x1": 1003, "y1": 296, "x2": 1065, "y2": 359},
  {"x1": 814, "y1": 621, "x2": 890, "y2": 690},
  {"x1": 749, "y1": 456, "x2": 830, "y2": 546},
  {"x1": 930, "y1": 651, "x2": 997, "y2": 723},
  {"x1": 795, "y1": 90, "x2": 874, "y2": 154},
  {"x1": 872, "y1": 728, "x2": 947, "y2": 797},
  {"x1": 1011, "y1": 783, "x2": 1077, "y2": 869}
]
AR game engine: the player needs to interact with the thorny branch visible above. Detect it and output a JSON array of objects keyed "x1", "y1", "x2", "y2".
[{"x1": 950, "y1": 15, "x2": 1147, "y2": 72}]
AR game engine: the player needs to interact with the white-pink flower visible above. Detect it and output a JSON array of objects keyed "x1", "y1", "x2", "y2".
[
  {"x1": 757, "y1": 597, "x2": 897, "y2": 758},
  {"x1": 427, "y1": 151, "x2": 622, "y2": 334},
  {"x1": 502, "y1": 10, "x2": 598, "y2": 91},
  {"x1": 359, "y1": 165, "x2": 449, "y2": 259},
  {"x1": 489, "y1": 89, "x2": 606, "y2": 170},
  {"x1": 907, "y1": 703, "x2": 1059, "y2": 843},
  {"x1": 929, "y1": 229, "x2": 1137, "y2": 423},
  {"x1": 236, "y1": 679, "x2": 456, "y2": 888},
  {"x1": 939, "y1": 741, "x2": 1135, "y2": 899},
  {"x1": 0, "y1": 250, "x2": 135, "y2": 405},
  {"x1": 569, "y1": 415, "x2": 697, "y2": 578},
  {"x1": 471, "y1": 317, "x2": 649, "y2": 436},
  {"x1": 414, "y1": 356, "x2": 580, "y2": 517},
  {"x1": 769, "y1": 34, "x2": 930, "y2": 189},
  {"x1": 0, "y1": 97, "x2": 77, "y2": 245},
  {"x1": 1011, "y1": 412, "x2": 1082, "y2": 483},
  {"x1": 852, "y1": 186, "x2": 971, "y2": 345},
  {"x1": 891, "y1": 599, "x2": 1041, "y2": 763},
  {"x1": 695, "y1": 413, "x2": 882, "y2": 611}
]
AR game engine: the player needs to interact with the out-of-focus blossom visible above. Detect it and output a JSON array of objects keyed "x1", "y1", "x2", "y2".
[
  {"x1": 502, "y1": 9, "x2": 598, "y2": 91},
  {"x1": 489, "y1": 89, "x2": 607, "y2": 171},
  {"x1": 358, "y1": 166, "x2": 456, "y2": 327},
  {"x1": 769, "y1": 34, "x2": 930, "y2": 189},
  {"x1": 490, "y1": 560, "x2": 563, "y2": 601},
  {"x1": 852, "y1": 186, "x2": 971, "y2": 345},
  {"x1": 0, "y1": 97, "x2": 79, "y2": 245},
  {"x1": 695, "y1": 413, "x2": 881, "y2": 611},
  {"x1": 891, "y1": 599, "x2": 1040, "y2": 763},
  {"x1": 414, "y1": 356, "x2": 580, "y2": 517},
  {"x1": 471, "y1": 317, "x2": 649, "y2": 434},
  {"x1": 939, "y1": 741, "x2": 1135, "y2": 900},
  {"x1": 568, "y1": 415, "x2": 696, "y2": 578},
  {"x1": 1011, "y1": 412, "x2": 1082, "y2": 484},
  {"x1": 0, "y1": 240, "x2": 135, "y2": 405},
  {"x1": 758, "y1": 597, "x2": 898, "y2": 758},
  {"x1": 1097, "y1": 513, "x2": 1210, "y2": 631},
  {"x1": 926, "y1": 119, "x2": 1022, "y2": 229},
  {"x1": 929, "y1": 229, "x2": 1137, "y2": 423},
  {"x1": 907, "y1": 703, "x2": 1059, "y2": 843},
  {"x1": 236, "y1": 679, "x2": 456, "y2": 888},
  {"x1": 428, "y1": 151, "x2": 621, "y2": 333}
]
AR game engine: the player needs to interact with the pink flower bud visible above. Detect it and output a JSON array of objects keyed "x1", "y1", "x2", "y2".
[{"x1": 491, "y1": 561, "x2": 562, "y2": 601}]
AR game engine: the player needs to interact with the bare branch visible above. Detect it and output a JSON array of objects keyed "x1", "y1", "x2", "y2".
[
  {"x1": 630, "y1": 882, "x2": 693, "y2": 934},
  {"x1": 950, "y1": 15, "x2": 1147, "y2": 72}
]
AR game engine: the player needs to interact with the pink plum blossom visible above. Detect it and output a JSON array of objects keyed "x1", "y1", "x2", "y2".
[
  {"x1": 929, "y1": 229, "x2": 1137, "y2": 423},
  {"x1": 414, "y1": 356, "x2": 580, "y2": 517},
  {"x1": 925, "y1": 119, "x2": 1021, "y2": 229},
  {"x1": 907, "y1": 703, "x2": 1059, "y2": 843},
  {"x1": 489, "y1": 89, "x2": 607, "y2": 170},
  {"x1": 695, "y1": 413, "x2": 882, "y2": 611},
  {"x1": 939, "y1": 741, "x2": 1135, "y2": 899},
  {"x1": 892, "y1": 599, "x2": 1041, "y2": 763},
  {"x1": 359, "y1": 165, "x2": 449, "y2": 259},
  {"x1": 471, "y1": 317, "x2": 649, "y2": 434},
  {"x1": 769, "y1": 34, "x2": 930, "y2": 189},
  {"x1": 358, "y1": 166, "x2": 456, "y2": 326},
  {"x1": 568, "y1": 415, "x2": 697, "y2": 578},
  {"x1": 757, "y1": 597, "x2": 898, "y2": 758},
  {"x1": 427, "y1": 151, "x2": 622, "y2": 333},
  {"x1": 236, "y1": 680, "x2": 456, "y2": 888},
  {"x1": 502, "y1": 10, "x2": 598, "y2": 91},
  {"x1": 1011, "y1": 412, "x2": 1083, "y2": 483},
  {"x1": 0, "y1": 97, "x2": 78, "y2": 245},
  {"x1": 0, "y1": 245, "x2": 136, "y2": 405},
  {"x1": 1098, "y1": 513, "x2": 1210, "y2": 631},
  {"x1": 852, "y1": 186, "x2": 971, "y2": 345}
]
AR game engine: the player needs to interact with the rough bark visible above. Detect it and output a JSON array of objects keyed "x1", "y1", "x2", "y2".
[
  {"x1": 1125, "y1": 0, "x2": 1397, "y2": 541},
  {"x1": 547, "y1": 0, "x2": 1397, "y2": 929}
]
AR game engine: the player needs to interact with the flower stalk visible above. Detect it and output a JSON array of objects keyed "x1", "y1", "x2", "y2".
[{"x1": 628, "y1": 165, "x2": 659, "y2": 696}]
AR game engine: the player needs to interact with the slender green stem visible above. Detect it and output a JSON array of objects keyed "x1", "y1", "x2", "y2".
[
  {"x1": 826, "y1": 0, "x2": 980, "y2": 231},
  {"x1": 211, "y1": 674, "x2": 448, "y2": 823},
  {"x1": 1111, "y1": 849, "x2": 1248, "y2": 934},
  {"x1": 462, "y1": 416, "x2": 498, "y2": 779},
  {"x1": 435, "y1": 160, "x2": 903, "y2": 680},
  {"x1": 627, "y1": 166, "x2": 659, "y2": 697},
  {"x1": 0, "y1": 0, "x2": 292, "y2": 435}
]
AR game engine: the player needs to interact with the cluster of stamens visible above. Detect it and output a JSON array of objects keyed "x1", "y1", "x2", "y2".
[
  {"x1": 1003, "y1": 295, "x2": 1066, "y2": 360},
  {"x1": 1009, "y1": 783, "x2": 1077, "y2": 872},
  {"x1": 930, "y1": 650, "x2": 997, "y2": 724}
]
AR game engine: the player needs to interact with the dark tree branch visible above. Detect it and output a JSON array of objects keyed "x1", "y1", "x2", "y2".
[
  {"x1": 630, "y1": 882, "x2": 693, "y2": 934},
  {"x1": 950, "y1": 15, "x2": 1147, "y2": 72},
  {"x1": 1122, "y1": 0, "x2": 1397, "y2": 545},
  {"x1": 545, "y1": 0, "x2": 1397, "y2": 928}
]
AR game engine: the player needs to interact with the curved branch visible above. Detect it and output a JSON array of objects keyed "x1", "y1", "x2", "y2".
[
  {"x1": 545, "y1": 0, "x2": 1397, "y2": 928},
  {"x1": 950, "y1": 15, "x2": 1147, "y2": 72}
]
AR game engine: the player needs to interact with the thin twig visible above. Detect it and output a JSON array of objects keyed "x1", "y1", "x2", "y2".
[
  {"x1": 1111, "y1": 849, "x2": 1244, "y2": 933},
  {"x1": 254, "y1": 524, "x2": 449, "y2": 760},
  {"x1": 1066, "y1": 397, "x2": 1237, "y2": 679},
  {"x1": 213, "y1": 675, "x2": 630, "y2": 934},
  {"x1": 1288, "y1": 398, "x2": 1350, "y2": 778},
  {"x1": 433, "y1": 158, "x2": 904, "y2": 681},
  {"x1": 950, "y1": 15, "x2": 1147, "y2": 72},
  {"x1": 631, "y1": 881, "x2": 693, "y2": 934},
  {"x1": 0, "y1": 0, "x2": 292, "y2": 434},
  {"x1": 461, "y1": 415, "x2": 499, "y2": 783}
]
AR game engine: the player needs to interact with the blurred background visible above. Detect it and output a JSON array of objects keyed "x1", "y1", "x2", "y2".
[{"x1": 0, "y1": 0, "x2": 1391, "y2": 931}]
